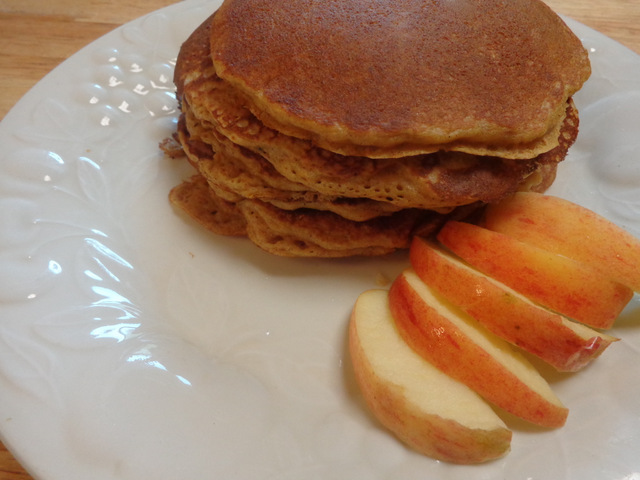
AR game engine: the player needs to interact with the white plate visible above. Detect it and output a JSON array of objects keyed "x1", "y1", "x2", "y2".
[{"x1": 1, "y1": 1, "x2": 639, "y2": 478}]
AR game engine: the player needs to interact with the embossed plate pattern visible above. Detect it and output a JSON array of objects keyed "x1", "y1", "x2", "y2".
[{"x1": 0, "y1": 1, "x2": 639, "y2": 478}]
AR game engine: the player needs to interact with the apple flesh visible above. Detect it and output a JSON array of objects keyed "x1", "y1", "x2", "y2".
[
  {"x1": 349, "y1": 289, "x2": 511, "y2": 464},
  {"x1": 437, "y1": 220, "x2": 633, "y2": 329},
  {"x1": 389, "y1": 270, "x2": 569, "y2": 428},
  {"x1": 410, "y1": 237, "x2": 618, "y2": 372},
  {"x1": 484, "y1": 192, "x2": 640, "y2": 292}
]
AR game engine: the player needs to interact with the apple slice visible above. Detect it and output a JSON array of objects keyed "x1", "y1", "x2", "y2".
[
  {"x1": 410, "y1": 237, "x2": 618, "y2": 372},
  {"x1": 349, "y1": 289, "x2": 512, "y2": 464},
  {"x1": 437, "y1": 220, "x2": 633, "y2": 329},
  {"x1": 484, "y1": 192, "x2": 640, "y2": 292},
  {"x1": 389, "y1": 270, "x2": 569, "y2": 428}
]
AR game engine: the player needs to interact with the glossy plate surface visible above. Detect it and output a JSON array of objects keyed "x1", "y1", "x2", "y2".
[{"x1": 0, "y1": 1, "x2": 639, "y2": 478}]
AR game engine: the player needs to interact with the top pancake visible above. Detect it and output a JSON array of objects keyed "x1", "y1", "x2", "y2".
[
  {"x1": 177, "y1": 12, "x2": 579, "y2": 211},
  {"x1": 210, "y1": 0, "x2": 590, "y2": 158}
]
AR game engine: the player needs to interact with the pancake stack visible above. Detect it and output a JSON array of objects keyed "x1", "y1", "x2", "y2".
[{"x1": 166, "y1": 0, "x2": 591, "y2": 257}]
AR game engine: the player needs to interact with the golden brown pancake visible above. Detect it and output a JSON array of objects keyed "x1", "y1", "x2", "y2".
[
  {"x1": 169, "y1": 174, "x2": 481, "y2": 257},
  {"x1": 238, "y1": 201, "x2": 439, "y2": 257},
  {"x1": 165, "y1": 0, "x2": 588, "y2": 257},
  {"x1": 176, "y1": 113, "x2": 406, "y2": 221},
  {"x1": 168, "y1": 164, "x2": 555, "y2": 258},
  {"x1": 178, "y1": 18, "x2": 578, "y2": 211},
  {"x1": 210, "y1": 0, "x2": 590, "y2": 158},
  {"x1": 186, "y1": 97, "x2": 576, "y2": 209},
  {"x1": 169, "y1": 174, "x2": 247, "y2": 237}
]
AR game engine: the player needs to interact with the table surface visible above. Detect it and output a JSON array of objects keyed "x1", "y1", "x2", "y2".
[{"x1": 1, "y1": 0, "x2": 639, "y2": 478}]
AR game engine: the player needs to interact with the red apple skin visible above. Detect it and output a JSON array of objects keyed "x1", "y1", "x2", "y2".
[
  {"x1": 437, "y1": 220, "x2": 633, "y2": 329},
  {"x1": 484, "y1": 192, "x2": 640, "y2": 292},
  {"x1": 409, "y1": 237, "x2": 618, "y2": 372},
  {"x1": 389, "y1": 273, "x2": 569, "y2": 429}
]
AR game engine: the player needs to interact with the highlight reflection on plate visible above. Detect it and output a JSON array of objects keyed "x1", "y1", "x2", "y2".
[{"x1": 0, "y1": 1, "x2": 639, "y2": 479}]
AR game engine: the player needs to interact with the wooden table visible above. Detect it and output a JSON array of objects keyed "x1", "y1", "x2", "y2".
[{"x1": 1, "y1": 0, "x2": 639, "y2": 478}]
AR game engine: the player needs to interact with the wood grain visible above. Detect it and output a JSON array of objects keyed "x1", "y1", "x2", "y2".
[
  {"x1": 0, "y1": 0, "x2": 178, "y2": 120},
  {"x1": 0, "y1": 0, "x2": 638, "y2": 478}
]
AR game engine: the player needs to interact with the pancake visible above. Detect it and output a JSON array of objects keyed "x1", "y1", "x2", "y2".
[
  {"x1": 169, "y1": 176, "x2": 481, "y2": 257},
  {"x1": 185, "y1": 96, "x2": 576, "y2": 209},
  {"x1": 210, "y1": 0, "x2": 590, "y2": 158},
  {"x1": 178, "y1": 19, "x2": 578, "y2": 210},
  {"x1": 238, "y1": 201, "x2": 441, "y2": 258},
  {"x1": 164, "y1": 0, "x2": 588, "y2": 258},
  {"x1": 169, "y1": 174, "x2": 247, "y2": 237},
  {"x1": 168, "y1": 161, "x2": 557, "y2": 257},
  {"x1": 176, "y1": 113, "x2": 406, "y2": 221}
]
